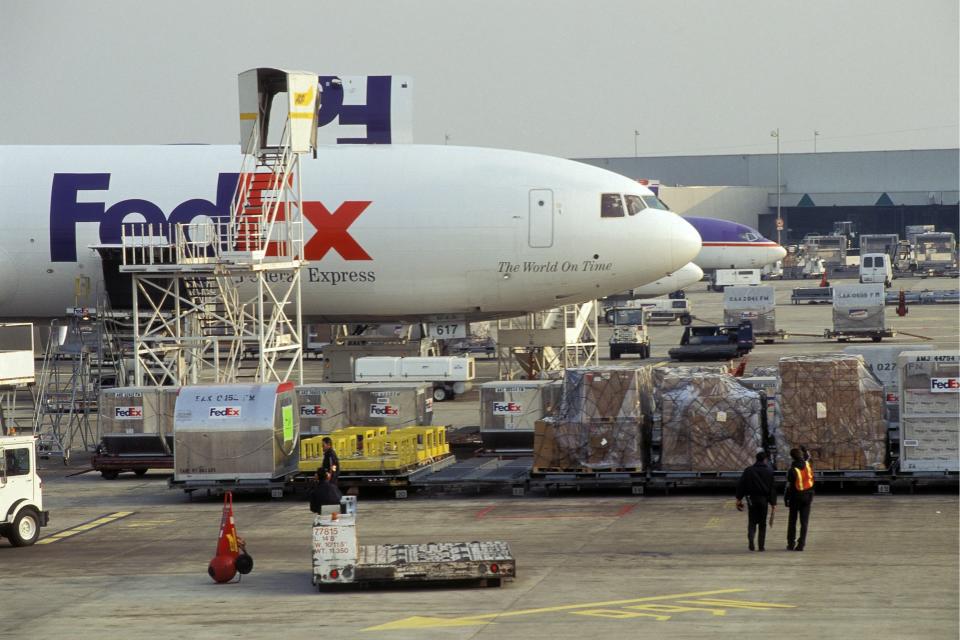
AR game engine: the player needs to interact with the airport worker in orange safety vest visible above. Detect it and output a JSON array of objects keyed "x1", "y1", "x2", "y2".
[{"x1": 784, "y1": 446, "x2": 815, "y2": 551}]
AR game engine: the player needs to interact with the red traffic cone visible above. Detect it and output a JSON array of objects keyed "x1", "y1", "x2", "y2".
[
  {"x1": 819, "y1": 270, "x2": 829, "y2": 288},
  {"x1": 896, "y1": 289, "x2": 909, "y2": 317},
  {"x1": 208, "y1": 492, "x2": 253, "y2": 583}
]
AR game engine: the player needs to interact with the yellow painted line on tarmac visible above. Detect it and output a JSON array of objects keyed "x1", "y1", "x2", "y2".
[
  {"x1": 364, "y1": 588, "x2": 747, "y2": 631},
  {"x1": 36, "y1": 511, "x2": 135, "y2": 544},
  {"x1": 120, "y1": 519, "x2": 175, "y2": 529}
]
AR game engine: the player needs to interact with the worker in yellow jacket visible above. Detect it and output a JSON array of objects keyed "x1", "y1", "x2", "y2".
[{"x1": 784, "y1": 446, "x2": 814, "y2": 551}]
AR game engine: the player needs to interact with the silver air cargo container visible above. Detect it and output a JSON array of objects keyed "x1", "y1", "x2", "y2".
[
  {"x1": 297, "y1": 384, "x2": 355, "y2": 435},
  {"x1": 479, "y1": 380, "x2": 562, "y2": 451},
  {"x1": 347, "y1": 383, "x2": 433, "y2": 429},
  {"x1": 173, "y1": 383, "x2": 299, "y2": 483},
  {"x1": 843, "y1": 345, "x2": 934, "y2": 424},
  {"x1": 98, "y1": 387, "x2": 178, "y2": 456},
  {"x1": 826, "y1": 283, "x2": 892, "y2": 341},
  {"x1": 898, "y1": 351, "x2": 959, "y2": 472},
  {"x1": 722, "y1": 285, "x2": 782, "y2": 340}
]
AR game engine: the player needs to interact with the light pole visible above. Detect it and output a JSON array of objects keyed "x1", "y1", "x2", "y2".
[
  {"x1": 634, "y1": 130, "x2": 639, "y2": 158},
  {"x1": 771, "y1": 128, "x2": 782, "y2": 245}
]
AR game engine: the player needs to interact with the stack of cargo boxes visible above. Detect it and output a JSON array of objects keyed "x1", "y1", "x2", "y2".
[
  {"x1": 656, "y1": 371, "x2": 765, "y2": 472},
  {"x1": 534, "y1": 367, "x2": 653, "y2": 472},
  {"x1": 776, "y1": 355, "x2": 887, "y2": 470}
]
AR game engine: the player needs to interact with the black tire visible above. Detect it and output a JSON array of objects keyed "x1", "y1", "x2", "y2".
[
  {"x1": 680, "y1": 315, "x2": 692, "y2": 326},
  {"x1": 9, "y1": 508, "x2": 41, "y2": 547},
  {"x1": 872, "y1": 336, "x2": 883, "y2": 342},
  {"x1": 432, "y1": 386, "x2": 449, "y2": 402},
  {"x1": 134, "y1": 468, "x2": 148, "y2": 477},
  {"x1": 235, "y1": 552, "x2": 254, "y2": 575},
  {"x1": 609, "y1": 347, "x2": 620, "y2": 360},
  {"x1": 642, "y1": 345, "x2": 651, "y2": 359},
  {"x1": 101, "y1": 470, "x2": 119, "y2": 480},
  {"x1": 884, "y1": 279, "x2": 891, "y2": 288}
]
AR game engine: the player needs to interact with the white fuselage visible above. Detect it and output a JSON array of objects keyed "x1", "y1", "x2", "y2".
[{"x1": 0, "y1": 145, "x2": 701, "y2": 321}]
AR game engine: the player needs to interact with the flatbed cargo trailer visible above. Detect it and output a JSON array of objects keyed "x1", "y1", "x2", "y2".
[
  {"x1": 312, "y1": 513, "x2": 514, "y2": 589},
  {"x1": 91, "y1": 453, "x2": 172, "y2": 479},
  {"x1": 824, "y1": 328, "x2": 895, "y2": 342}
]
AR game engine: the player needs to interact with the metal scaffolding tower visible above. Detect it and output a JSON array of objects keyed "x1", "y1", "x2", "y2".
[
  {"x1": 495, "y1": 300, "x2": 599, "y2": 380},
  {"x1": 122, "y1": 69, "x2": 317, "y2": 386}
]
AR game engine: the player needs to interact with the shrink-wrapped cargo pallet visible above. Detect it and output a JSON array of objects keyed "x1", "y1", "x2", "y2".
[
  {"x1": 658, "y1": 373, "x2": 764, "y2": 471},
  {"x1": 558, "y1": 367, "x2": 644, "y2": 422},
  {"x1": 652, "y1": 365, "x2": 730, "y2": 413},
  {"x1": 533, "y1": 419, "x2": 643, "y2": 471},
  {"x1": 777, "y1": 354, "x2": 886, "y2": 470}
]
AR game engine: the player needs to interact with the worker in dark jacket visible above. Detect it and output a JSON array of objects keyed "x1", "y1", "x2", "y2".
[
  {"x1": 309, "y1": 470, "x2": 343, "y2": 514},
  {"x1": 735, "y1": 451, "x2": 777, "y2": 551},
  {"x1": 784, "y1": 446, "x2": 815, "y2": 551},
  {"x1": 321, "y1": 436, "x2": 340, "y2": 487}
]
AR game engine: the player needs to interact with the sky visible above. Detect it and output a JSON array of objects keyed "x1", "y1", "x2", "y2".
[{"x1": 1, "y1": 0, "x2": 957, "y2": 158}]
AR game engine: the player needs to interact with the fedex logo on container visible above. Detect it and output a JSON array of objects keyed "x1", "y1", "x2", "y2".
[
  {"x1": 493, "y1": 402, "x2": 523, "y2": 416},
  {"x1": 930, "y1": 378, "x2": 959, "y2": 393},
  {"x1": 49, "y1": 173, "x2": 372, "y2": 262},
  {"x1": 209, "y1": 406, "x2": 242, "y2": 418},
  {"x1": 370, "y1": 404, "x2": 399, "y2": 417},
  {"x1": 114, "y1": 406, "x2": 143, "y2": 420},
  {"x1": 301, "y1": 405, "x2": 328, "y2": 417}
]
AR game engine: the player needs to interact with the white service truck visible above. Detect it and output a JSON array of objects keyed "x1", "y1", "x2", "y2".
[
  {"x1": 0, "y1": 436, "x2": 49, "y2": 546},
  {"x1": 608, "y1": 307, "x2": 651, "y2": 360},
  {"x1": 708, "y1": 269, "x2": 761, "y2": 292},
  {"x1": 353, "y1": 356, "x2": 475, "y2": 401}
]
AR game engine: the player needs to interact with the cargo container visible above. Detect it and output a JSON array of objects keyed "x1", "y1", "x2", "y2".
[
  {"x1": 93, "y1": 387, "x2": 178, "y2": 478},
  {"x1": 842, "y1": 345, "x2": 933, "y2": 424},
  {"x1": 913, "y1": 232, "x2": 957, "y2": 274},
  {"x1": 479, "y1": 380, "x2": 562, "y2": 451},
  {"x1": 722, "y1": 285, "x2": 783, "y2": 341},
  {"x1": 296, "y1": 384, "x2": 355, "y2": 435},
  {"x1": 897, "y1": 351, "x2": 959, "y2": 473},
  {"x1": 858, "y1": 234, "x2": 899, "y2": 260},
  {"x1": 353, "y1": 356, "x2": 475, "y2": 401},
  {"x1": 804, "y1": 235, "x2": 846, "y2": 267},
  {"x1": 825, "y1": 283, "x2": 893, "y2": 342},
  {"x1": 347, "y1": 383, "x2": 433, "y2": 429},
  {"x1": 173, "y1": 382, "x2": 299, "y2": 485}
]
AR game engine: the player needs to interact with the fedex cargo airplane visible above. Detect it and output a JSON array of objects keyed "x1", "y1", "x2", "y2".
[
  {"x1": 629, "y1": 218, "x2": 785, "y2": 297},
  {"x1": 685, "y1": 216, "x2": 786, "y2": 270},
  {"x1": 0, "y1": 145, "x2": 701, "y2": 322}
]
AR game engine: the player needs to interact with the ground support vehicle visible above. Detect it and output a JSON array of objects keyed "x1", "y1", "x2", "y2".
[
  {"x1": 312, "y1": 512, "x2": 514, "y2": 589},
  {"x1": 826, "y1": 283, "x2": 893, "y2": 342},
  {"x1": 92, "y1": 453, "x2": 172, "y2": 479},
  {"x1": 0, "y1": 435, "x2": 50, "y2": 546},
  {"x1": 354, "y1": 356, "x2": 475, "y2": 402},
  {"x1": 668, "y1": 322, "x2": 755, "y2": 361},
  {"x1": 708, "y1": 269, "x2": 761, "y2": 292},
  {"x1": 608, "y1": 307, "x2": 650, "y2": 360},
  {"x1": 790, "y1": 287, "x2": 832, "y2": 304},
  {"x1": 603, "y1": 298, "x2": 691, "y2": 325}
]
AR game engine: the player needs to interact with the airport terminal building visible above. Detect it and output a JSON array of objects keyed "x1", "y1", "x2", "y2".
[{"x1": 577, "y1": 148, "x2": 959, "y2": 243}]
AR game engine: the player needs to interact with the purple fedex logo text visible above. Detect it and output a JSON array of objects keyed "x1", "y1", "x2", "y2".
[{"x1": 50, "y1": 173, "x2": 238, "y2": 262}]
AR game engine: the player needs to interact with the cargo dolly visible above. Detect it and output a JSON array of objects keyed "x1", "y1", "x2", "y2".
[
  {"x1": 412, "y1": 455, "x2": 534, "y2": 495},
  {"x1": 823, "y1": 328, "x2": 895, "y2": 343},
  {"x1": 312, "y1": 512, "x2": 514, "y2": 589}
]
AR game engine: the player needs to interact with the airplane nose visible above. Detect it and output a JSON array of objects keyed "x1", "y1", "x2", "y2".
[
  {"x1": 669, "y1": 214, "x2": 703, "y2": 272},
  {"x1": 770, "y1": 244, "x2": 787, "y2": 262}
]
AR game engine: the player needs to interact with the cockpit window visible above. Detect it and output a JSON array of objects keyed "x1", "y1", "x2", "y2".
[
  {"x1": 641, "y1": 195, "x2": 669, "y2": 210},
  {"x1": 738, "y1": 230, "x2": 763, "y2": 242},
  {"x1": 601, "y1": 193, "x2": 625, "y2": 218},
  {"x1": 624, "y1": 195, "x2": 646, "y2": 215}
]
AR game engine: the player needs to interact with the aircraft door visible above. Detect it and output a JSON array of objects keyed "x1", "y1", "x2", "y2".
[{"x1": 528, "y1": 189, "x2": 554, "y2": 248}]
